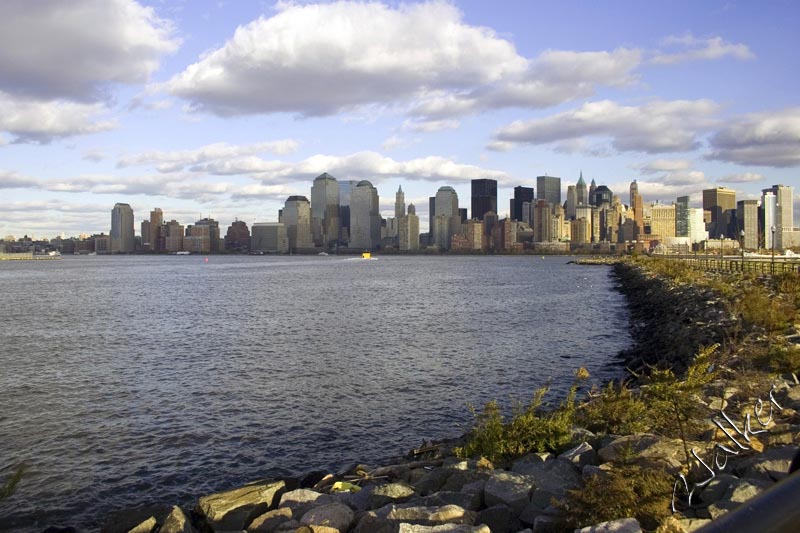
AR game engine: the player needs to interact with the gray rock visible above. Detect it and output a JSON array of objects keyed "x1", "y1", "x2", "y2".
[
  {"x1": 330, "y1": 484, "x2": 374, "y2": 512},
  {"x1": 385, "y1": 504, "x2": 475, "y2": 526},
  {"x1": 413, "y1": 491, "x2": 482, "y2": 512},
  {"x1": 300, "y1": 502, "x2": 355, "y2": 532},
  {"x1": 160, "y1": 506, "x2": 196, "y2": 533},
  {"x1": 396, "y1": 525, "x2": 490, "y2": 533},
  {"x1": 483, "y1": 471, "x2": 536, "y2": 515},
  {"x1": 127, "y1": 517, "x2": 156, "y2": 533},
  {"x1": 197, "y1": 480, "x2": 286, "y2": 531},
  {"x1": 531, "y1": 514, "x2": 567, "y2": 533},
  {"x1": 369, "y1": 482, "x2": 417, "y2": 509},
  {"x1": 675, "y1": 518, "x2": 712, "y2": 532},
  {"x1": 476, "y1": 504, "x2": 517, "y2": 533},
  {"x1": 707, "y1": 478, "x2": 770, "y2": 519},
  {"x1": 737, "y1": 445, "x2": 796, "y2": 481},
  {"x1": 274, "y1": 518, "x2": 300, "y2": 531},
  {"x1": 697, "y1": 473, "x2": 737, "y2": 504},
  {"x1": 577, "y1": 517, "x2": 642, "y2": 532},
  {"x1": 558, "y1": 442, "x2": 597, "y2": 468},
  {"x1": 351, "y1": 511, "x2": 397, "y2": 533},
  {"x1": 413, "y1": 468, "x2": 454, "y2": 495},
  {"x1": 511, "y1": 458, "x2": 581, "y2": 509},
  {"x1": 441, "y1": 470, "x2": 489, "y2": 493},
  {"x1": 459, "y1": 479, "x2": 485, "y2": 510},
  {"x1": 597, "y1": 434, "x2": 692, "y2": 473},
  {"x1": 279, "y1": 488, "x2": 333, "y2": 516},
  {"x1": 248, "y1": 507, "x2": 292, "y2": 532}
]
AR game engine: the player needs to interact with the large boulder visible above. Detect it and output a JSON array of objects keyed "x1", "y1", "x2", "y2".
[
  {"x1": 597, "y1": 434, "x2": 694, "y2": 473},
  {"x1": 247, "y1": 507, "x2": 292, "y2": 532},
  {"x1": 558, "y1": 442, "x2": 598, "y2": 468},
  {"x1": 396, "y1": 525, "x2": 490, "y2": 533},
  {"x1": 369, "y1": 482, "x2": 417, "y2": 509},
  {"x1": 483, "y1": 471, "x2": 536, "y2": 515},
  {"x1": 160, "y1": 506, "x2": 196, "y2": 533},
  {"x1": 197, "y1": 480, "x2": 286, "y2": 531},
  {"x1": 511, "y1": 458, "x2": 581, "y2": 509},
  {"x1": 577, "y1": 517, "x2": 642, "y2": 533},
  {"x1": 279, "y1": 488, "x2": 333, "y2": 517},
  {"x1": 476, "y1": 504, "x2": 518, "y2": 533},
  {"x1": 300, "y1": 503, "x2": 355, "y2": 532}
]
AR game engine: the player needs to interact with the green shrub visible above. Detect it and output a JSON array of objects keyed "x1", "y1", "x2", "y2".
[
  {"x1": 455, "y1": 386, "x2": 577, "y2": 462},
  {"x1": 736, "y1": 287, "x2": 794, "y2": 332},
  {"x1": 578, "y1": 381, "x2": 649, "y2": 435},
  {"x1": 560, "y1": 464, "x2": 673, "y2": 530}
]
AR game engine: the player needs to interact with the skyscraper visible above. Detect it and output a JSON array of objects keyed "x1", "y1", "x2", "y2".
[
  {"x1": 576, "y1": 172, "x2": 588, "y2": 206},
  {"x1": 225, "y1": 220, "x2": 250, "y2": 252},
  {"x1": 471, "y1": 179, "x2": 497, "y2": 221},
  {"x1": 350, "y1": 181, "x2": 381, "y2": 250},
  {"x1": 703, "y1": 187, "x2": 736, "y2": 239},
  {"x1": 110, "y1": 203, "x2": 134, "y2": 253},
  {"x1": 433, "y1": 186, "x2": 460, "y2": 250},
  {"x1": 566, "y1": 185, "x2": 577, "y2": 219},
  {"x1": 398, "y1": 203, "x2": 420, "y2": 251},
  {"x1": 251, "y1": 223, "x2": 288, "y2": 253},
  {"x1": 510, "y1": 186, "x2": 534, "y2": 222},
  {"x1": 536, "y1": 175, "x2": 561, "y2": 207},
  {"x1": 737, "y1": 200, "x2": 759, "y2": 250},
  {"x1": 149, "y1": 208, "x2": 163, "y2": 252},
  {"x1": 310, "y1": 173, "x2": 340, "y2": 247},
  {"x1": 283, "y1": 196, "x2": 313, "y2": 251},
  {"x1": 395, "y1": 185, "x2": 405, "y2": 219},
  {"x1": 675, "y1": 196, "x2": 690, "y2": 238}
]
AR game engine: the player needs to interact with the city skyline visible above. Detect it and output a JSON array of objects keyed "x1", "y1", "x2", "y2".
[{"x1": 1, "y1": 0, "x2": 799, "y2": 237}]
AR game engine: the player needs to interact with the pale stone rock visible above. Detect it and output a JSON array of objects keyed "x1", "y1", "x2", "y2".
[
  {"x1": 577, "y1": 517, "x2": 642, "y2": 533},
  {"x1": 279, "y1": 488, "x2": 333, "y2": 517},
  {"x1": 675, "y1": 518, "x2": 712, "y2": 532},
  {"x1": 511, "y1": 458, "x2": 581, "y2": 509},
  {"x1": 369, "y1": 482, "x2": 417, "y2": 509},
  {"x1": 127, "y1": 517, "x2": 156, "y2": 533},
  {"x1": 558, "y1": 442, "x2": 597, "y2": 468},
  {"x1": 385, "y1": 504, "x2": 474, "y2": 525},
  {"x1": 197, "y1": 480, "x2": 285, "y2": 532},
  {"x1": 160, "y1": 506, "x2": 196, "y2": 533},
  {"x1": 597, "y1": 434, "x2": 694, "y2": 473},
  {"x1": 483, "y1": 471, "x2": 535, "y2": 515},
  {"x1": 300, "y1": 503, "x2": 354, "y2": 532},
  {"x1": 248, "y1": 507, "x2": 292, "y2": 532},
  {"x1": 397, "y1": 525, "x2": 490, "y2": 533}
]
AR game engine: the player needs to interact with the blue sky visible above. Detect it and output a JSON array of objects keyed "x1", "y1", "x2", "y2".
[{"x1": 1, "y1": 0, "x2": 798, "y2": 238}]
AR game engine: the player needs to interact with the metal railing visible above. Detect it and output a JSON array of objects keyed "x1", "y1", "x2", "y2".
[{"x1": 663, "y1": 255, "x2": 800, "y2": 275}]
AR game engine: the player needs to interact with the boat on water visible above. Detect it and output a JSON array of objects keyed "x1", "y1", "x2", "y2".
[
  {"x1": 318, "y1": 252, "x2": 329, "y2": 256},
  {"x1": 361, "y1": 251, "x2": 371, "y2": 259},
  {"x1": 0, "y1": 251, "x2": 62, "y2": 261},
  {"x1": 174, "y1": 251, "x2": 191, "y2": 255}
]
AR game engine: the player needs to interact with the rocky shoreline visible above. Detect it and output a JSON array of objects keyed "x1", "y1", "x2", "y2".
[{"x1": 51, "y1": 261, "x2": 800, "y2": 533}]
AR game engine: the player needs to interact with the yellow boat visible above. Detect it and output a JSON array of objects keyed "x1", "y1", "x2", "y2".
[{"x1": 361, "y1": 251, "x2": 371, "y2": 259}]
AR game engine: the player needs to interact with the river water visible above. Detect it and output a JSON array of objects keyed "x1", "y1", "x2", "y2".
[{"x1": 0, "y1": 255, "x2": 630, "y2": 531}]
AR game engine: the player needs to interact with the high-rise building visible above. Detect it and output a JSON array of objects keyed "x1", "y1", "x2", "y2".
[
  {"x1": 282, "y1": 196, "x2": 313, "y2": 251},
  {"x1": 510, "y1": 186, "x2": 534, "y2": 222},
  {"x1": 566, "y1": 185, "x2": 577, "y2": 219},
  {"x1": 395, "y1": 185, "x2": 405, "y2": 220},
  {"x1": 163, "y1": 220, "x2": 184, "y2": 252},
  {"x1": 140, "y1": 220, "x2": 150, "y2": 251},
  {"x1": 536, "y1": 175, "x2": 561, "y2": 207},
  {"x1": 251, "y1": 223, "x2": 288, "y2": 253},
  {"x1": 350, "y1": 181, "x2": 381, "y2": 250},
  {"x1": 110, "y1": 202, "x2": 135, "y2": 253},
  {"x1": 433, "y1": 186, "x2": 460, "y2": 250},
  {"x1": 398, "y1": 203, "x2": 420, "y2": 251},
  {"x1": 764, "y1": 184, "x2": 795, "y2": 249},
  {"x1": 471, "y1": 179, "x2": 497, "y2": 221},
  {"x1": 225, "y1": 220, "x2": 250, "y2": 252},
  {"x1": 737, "y1": 200, "x2": 759, "y2": 250},
  {"x1": 428, "y1": 196, "x2": 436, "y2": 237},
  {"x1": 533, "y1": 200, "x2": 552, "y2": 242},
  {"x1": 149, "y1": 208, "x2": 163, "y2": 252},
  {"x1": 337, "y1": 180, "x2": 359, "y2": 244},
  {"x1": 629, "y1": 180, "x2": 638, "y2": 209},
  {"x1": 311, "y1": 173, "x2": 340, "y2": 247},
  {"x1": 629, "y1": 181, "x2": 644, "y2": 238},
  {"x1": 687, "y1": 208, "x2": 708, "y2": 244},
  {"x1": 703, "y1": 187, "x2": 736, "y2": 239},
  {"x1": 576, "y1": 172, "x2": 588, "y2": 206},
  {"x1": 590, "y1": 185, "x2": 613, "y2": 207},
  {"x1": 650, "y1": 204, "x2": 676, "y2": 239},
  {"x1": 193, "y1": 217, "x2": 221, "y2": 253},
  {"x1": 675, "y1": 196, "x2": 690, "y2": 238}
]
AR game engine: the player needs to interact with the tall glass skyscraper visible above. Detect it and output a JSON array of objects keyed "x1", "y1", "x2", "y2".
[{"x1": 471, "y1": 179, "x2": 497, "y2": 221}]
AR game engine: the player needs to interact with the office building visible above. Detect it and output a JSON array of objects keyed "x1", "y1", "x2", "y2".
[
  {"x1": 537, "y1": 175, "x2": 561, "y2": 206},
  {"x1": 149, "y1": 208, "x2": 163, "y2": 252},
  {"x1": 251, "y1": 223, "x2": 288, "y2": 253},
  {"x1": 163, "y1": 220, "x2": 184, "y2": 252},
  {"x1": 311, "y1": 173, "x2": 340, "y2": 247},
  {"x1": 110, "y1": 203, "x2": 135, "y2": 253},
  {"x1": 737, "y1": 200, "x2": 759, "y2": 250},
  {"x1": 432, "y1": 186, "x2": 460, "y2": 250},
  {"x1": 566, "y1": 185, "x2": 577, "y2": 219},
  {"x1": 225, "y1": 220, "x2": 250, "y2": 252},
  {"x1": 590, "y1": 185, "x2": 613, "y2": 207},
  {"x1": 282, "y1": 196, "x2": 313, "y2": 251},
  {"x1": 337, "y1": 180, "x2": 359, "y2": 244},
  {"x1": 350, "y1": 181, "x2": 381, "y2": 250},
  {"x1": 688, "y1": 208, "x2": 709, "y2": 244},
  {"x1": 703, "y1": 187, "x2": 736, "y2": 239},
  {"x1": 471, "y1": 179, "x2": 497, "y2": 221},
  {"x1": 192, "y1": 217, "x2": 221, "y2": 253},
  {"x1": 510, "y1": 186, "x2": 534, "y2": 222},
  {"x1": 675, "y1": 196, "x2": 690, "y2": 238},
  {"x1": 398, "y1": 203, "x2": 420, "y2": 251},
  {"x1": 395, "y1": 185, "x2": 405, "y2": 219},
  {"x1": 576, "y1": 172, "x2": 588, "y2": 206},
  {"x1": 650, "y1": 204, "x2": 676, "y2": 239}
]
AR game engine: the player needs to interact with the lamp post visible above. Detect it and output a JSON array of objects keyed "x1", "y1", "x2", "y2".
[{"x1": 771, "y1": 225, "x2": 776, "y2": 275}]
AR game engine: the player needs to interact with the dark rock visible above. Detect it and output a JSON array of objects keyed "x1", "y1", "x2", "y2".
[
  {"x1": 100, "y1": 505, "x2": 172, "y2": 533},
  {"x1": 248, "y1": 507, "x2": 292, "y2": 532},
  {"x1": 476, "y1": 504, "x2": 518, "y2": 533},
  {"x1": 300, "y1": 502, "x2": 355, "y2": 532}
]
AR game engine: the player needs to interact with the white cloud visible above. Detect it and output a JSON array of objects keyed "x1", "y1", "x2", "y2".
[
  {"x1": 118, "y1": 140, "x2": 300, "y2": 172},
  {"x1": 707, "y1": 108, "x2": 800, "y2": 167},
  {"x1": 402, "y1": 118, "x2": 461, "y2": 132},
  {"x1": 638, "y1": 159, "x2": 693, "y2": 174},
  {"x1": 717, "y1": 172, "x2": 765, "y2": 183},
  {"x1": 82, "y1": 149, "x2": 108, "y2": 162},
  {"x1": 0, "y1": 91, "x2": 117, "y2": 143},
  {"x1": 165, "y1": 1, "x2": 525, "y2": 116},
  {"x1": 0, "y1": 0, "x2": 179, "y2": 101},
  {"x1": 651, "y1": 34, "x2": 754, "y2": 65},
  {"x1": 492, "y1": 99, "x2": 720, "y2": 154},
  {"x1": 0, "y1": 169, "x2": 39, "y2": 189}
]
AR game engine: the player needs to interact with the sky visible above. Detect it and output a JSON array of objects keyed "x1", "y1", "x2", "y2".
[{"x1": 0, "y1": 0, "x2": 798, "y2": 238}]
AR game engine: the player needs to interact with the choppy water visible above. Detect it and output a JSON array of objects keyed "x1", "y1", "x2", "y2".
[{"x1": 0, "y1": 255, "x2": 630, "y2": 531}]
